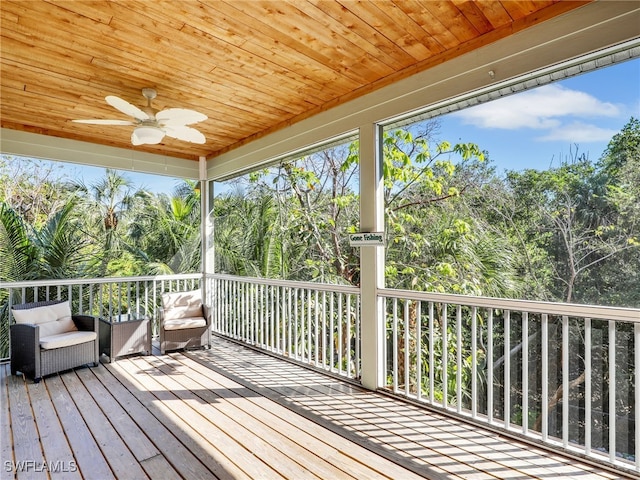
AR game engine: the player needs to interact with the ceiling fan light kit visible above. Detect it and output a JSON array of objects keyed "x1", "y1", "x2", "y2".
[
  {"x1": 72, "y1": 88, "x2": 207, "y2": 146},
  {"x1": 132, "y1": 126, "x2": 165, "y2": 145}
]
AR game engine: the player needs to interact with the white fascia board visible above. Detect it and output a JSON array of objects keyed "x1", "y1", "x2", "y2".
[
  {"x1": 207, "y1": 1, "x2": 640, "y2": 180},
  {"x1": 0, "y1": 128, "x2": 200, "y2": 180}
]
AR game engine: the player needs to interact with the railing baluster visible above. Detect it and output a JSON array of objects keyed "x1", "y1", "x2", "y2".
[
  {"x1": 523, "y1": 311, "x2": 529, "y2": 436},
  {"x1": 471, "y1": 306, "x2": 477, "y2": 419},
  {"x1": 356, "y1": 295, "x2": 360, "y2": 380},
  {"x1": 338, "y1": 292, "x2": 343, "y2": 377},
  {"x1": 346, "y1": 293, "x2": 352, "y2": 378},
  {"x1": 322, "y1": 291, "x2": 327, "y2": 369},
  {"x1": 392, "y1": 297, "x2": 398, "y2": 393},
  {"x1": 314, "y1": 290, "x2": 319, "y2": 367},
  {"x1": 504, "y1": 310, "x2": 511, "y2": 430},
  {"x1": 442, "y1": 303, "x2": 448, "y2": 409},
  {"x1": 585, "y1": 317, "x2": 592, "y2": 455},
  {"x1": 308, "y1": 289, "x2": 313, "y2": 364},
  {"x1": 288, "y1": 287, "x2": 293, "y2": 358},
  {"x1": 278, "y1": 285, "x2": 283, "y2": 352},
  {"x1": 404, "y1": 298, "x2": 410, "y2": 397},
  {"x1": 488, "y1": 309, "x2": 494, "y2": 425},
  {"x1": 260, "y1": 283, "x2": 265, "y2": 348},
  {"x1": 252, "y1": 282, "x2": 257, "y2": 344},
  {"x1": 609, "y1": 319, "x2": 616, "y2": 463},
  {"x1": 235, "y1": 280, "x2": 239, "y2": 339},
  {"x1": 542, "y1": 313, "x2": 549, "y2": 442},
  {"x1": 221, "y1": 279, "x2": 226, "y2": 335},
  {"x1": 294, "y1": 288, "x2": 299, "y2": 359},
  {"x1": 635, "y1": 322, "x2": 640, "y2": 472},
  {"x1": 563, "y1": 315, "x2": 569, "y2": 448},
  {"x1": 270, "y1": 285, "x2": 275, "y2": 351},
  {"x1": 416, "y1": 301, "x2": 422, "y2": 402},
  {"x1": 429, "y1": 301, "x2": 434, "y2": 404},
  {"x1": 456, "y1": 304, "x2": 462, "y2": 413}
]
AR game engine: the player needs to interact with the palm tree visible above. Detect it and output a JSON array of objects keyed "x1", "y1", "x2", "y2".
[
  {"x1": 131, "y1": 181, "x2": 202, "y2": 274},
  {"x1": 214, "y1": 192, "x2": 294, "y2": 278},
  {"x1": 72, "y1": 169, "x2": 147, "y2": 276},
  {"x1": 0, "y1": 199, "x2": 89, "y2": 356}
]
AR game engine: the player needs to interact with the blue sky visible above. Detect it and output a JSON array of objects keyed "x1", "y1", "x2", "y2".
[
  {"x1": 441, "y1": 58, "x2": 639, "y2": 173},
  {"x1": 56, "y1": 163, "x2": 185, "y2": 194},
  {"x1": 6, "y1": 58, "x2": 639, "y2": 193}
]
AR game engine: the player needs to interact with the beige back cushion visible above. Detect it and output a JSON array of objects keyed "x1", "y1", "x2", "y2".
[
  {"x1": 12, "y1": 301, "x2": 78, "y2": 337},
  {"x1": 162, "y1": 290, "x2": 203, "y2": 321}
]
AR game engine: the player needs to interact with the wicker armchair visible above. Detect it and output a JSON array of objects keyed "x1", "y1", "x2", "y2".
[
  {"x1": 159, "y1": 290, "x2": 211, "y2": 354},
  {"x1": 10, "y1": 300, "x2": 100, "y2": 382}
]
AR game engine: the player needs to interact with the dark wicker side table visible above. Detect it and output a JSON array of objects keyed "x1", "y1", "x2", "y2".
[{"x1": 99, "y1": 314, "x2": 151, "y2": 362}]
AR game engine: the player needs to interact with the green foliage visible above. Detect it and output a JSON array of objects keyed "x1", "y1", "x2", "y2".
[
  {"x1": 130, "y1": 183, "x2": 201, "y2": 274},
  {"x1": 0, "y1": 199, "x2": 89, "y2": 281},
  {"x1": 502, "y1": 124, "x2": 640, "y2": 306},
  {"x1": 212, "y1": 118, "x2": 639, "y2": 308},
  {"x1": 214, "y1": 143, "x2": 360, "y2": 283},
  {"x1": 0, "y1": 163, "x2": 204, "y2": 281}
]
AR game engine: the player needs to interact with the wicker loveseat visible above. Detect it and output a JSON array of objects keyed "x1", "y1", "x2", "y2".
[
  {"x1": 159, "y1": 290, "x2": 211, "y2": 354},
  {"x1": 10, "y1": 299, "x2": 100, "y2": 382}
]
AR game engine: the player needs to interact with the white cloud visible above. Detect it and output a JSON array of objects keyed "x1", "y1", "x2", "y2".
[
  {"x1": 536, "y1": 122, "x2": 618, "y2": 142},
  {"x1": 453, "y1": 84, "x2": 621, "y2": 131}
]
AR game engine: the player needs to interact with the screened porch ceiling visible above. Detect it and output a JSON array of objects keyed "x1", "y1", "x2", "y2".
[{"x1": 1, "y1": 1, "x2": 639, "y2": 179}]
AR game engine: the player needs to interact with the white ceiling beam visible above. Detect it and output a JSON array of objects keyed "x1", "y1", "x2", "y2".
[{"x1": 0, "y1": 128, "x2": 199, "y2": 179}]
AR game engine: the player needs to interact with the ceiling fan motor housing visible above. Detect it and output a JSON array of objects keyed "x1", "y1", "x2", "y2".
[
  {"x1": 142, "y1": 88, "x2": 157, "y2": 100},
  {"x1": 72, "y1": 87, "x2": 207, "y2": 145}
]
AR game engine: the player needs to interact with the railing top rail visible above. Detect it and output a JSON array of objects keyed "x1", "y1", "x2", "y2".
[
  {"x1": 0, "y1": 273, "x2": 202, "y2": 289},
  {"x1": 378, "y1": 287, "x2": 640, "y2": 323},
  {"x1": 208, "y1": 273, "x2": 360, "y2": 294}
]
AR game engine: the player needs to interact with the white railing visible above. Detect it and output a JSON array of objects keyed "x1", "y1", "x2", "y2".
[
  {"x1": 207, "y1": 274, "x2": 361, "y2": 380},
  {"x1": 0, "y1": 274, "x2": 202, "y2": 359},
  {"x1": 379, "y1": 288, "x2": 640, "y2": 474}
]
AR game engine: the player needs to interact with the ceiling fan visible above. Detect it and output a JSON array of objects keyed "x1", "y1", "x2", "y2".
[{"x1": 72, "y1": 88, "x2": 207, "y2": 145}]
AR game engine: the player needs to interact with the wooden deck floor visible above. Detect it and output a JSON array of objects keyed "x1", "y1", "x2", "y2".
[{"x1": 1, "y1": 337, "x2": 629, "y2": 480}]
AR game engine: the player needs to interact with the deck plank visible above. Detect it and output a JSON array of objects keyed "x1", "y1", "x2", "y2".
[
  {"x1": 46, "y1": 374, "x2": 114, "y2": 480},
  {"x1": 86, "y1": 365, "x2": 184, "y2": 480},
  {"x1": 59, "y1": 372, "x2": 148, "y2": 480},
  {"x1": 128, "y1": 355, "x2": 341, "y2": 480},
  {"x1": 7, "y1": 371, "x2": 47, "y2": 480},
  {"x1": 114, "y1": 356, "x2": 285, "y2": 480},
  {"x1": 1, "y1": 365, "x2": 15, "y2": 480},
  {"x1": 74, "y1": 367, "x2": 160, "y2": 463},
  {"x1": 26, "y1": 378, "x2": 80, "y2": 479},
  {"x1": 167, "y1": 352, "x2": 428, "y2": 480},
  {"x1": 147, "y1": 352, "x2": 419, "y2": 480},
  {"x1": 91, "y1": 362, "x2": 214, "y2": 480}
]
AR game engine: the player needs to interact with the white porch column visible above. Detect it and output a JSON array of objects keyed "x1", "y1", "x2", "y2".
[
  {"x1": 359, "y1": 123, "x2": 385, "y2": 390},
  {"x1": 199, "y1": 156, "x2": 210, "y2": 299}
]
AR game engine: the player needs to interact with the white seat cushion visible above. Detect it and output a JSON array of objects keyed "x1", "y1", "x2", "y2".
[
  {"x1": 163, "y1": 317, "x2": 207, "y2": 331},
  {"x1": 39, "y1": 330, "x2": 97, "y2": 350},
  {"x1": 12, "y1": 301, "x2": 78, "y2": 337}
]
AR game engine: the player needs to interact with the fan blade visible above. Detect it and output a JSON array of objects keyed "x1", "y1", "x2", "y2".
[
  {"x1": 156, "y1": 108, "x2": 207, "y2": 126},
  {"x1": 106, "y1": 95, "x2": 150, "y2": 120},
  {"x1": 72, "y1": 119, "x2": 135, "y2": 125},
  {"x1": 163, "y1": 125, "x2": 206, "y2": 144}
]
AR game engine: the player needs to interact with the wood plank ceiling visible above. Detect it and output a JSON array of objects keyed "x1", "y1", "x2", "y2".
[{"x1": 0, "y1": 1, "x2": 589, "y2": 161}]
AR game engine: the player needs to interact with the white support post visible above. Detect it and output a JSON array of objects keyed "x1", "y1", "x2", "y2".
[
  {"x1": 359, "y1": 123, "x2": 385, "y2": 390},
  {"x1": 199, "y1": 156, "x2": 211, "y2": 301}
]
